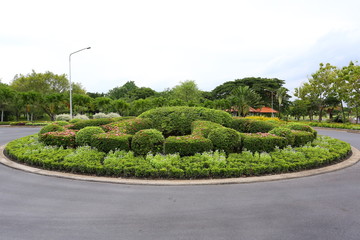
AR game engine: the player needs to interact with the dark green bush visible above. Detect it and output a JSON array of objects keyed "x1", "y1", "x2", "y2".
[
  {"x1": 230, "y1": 117, "x2": 253, "y2": 132},
  {"x1": 39, "y1": 123, "x2": 65, "y2": 135},
  {"x1": 54, "y1": 121, "x2": 69, "y2": 126},
  {"x1": 208, "y1": 127, "x2": 241, "y2": 153},
  {"x1": 292, "y1": 130, "x2": 315, "y2": 147},
  {"x1": 242, "y1": 133, "x2": 286, "y2": 153},
  {"x1": 131, "y1": 129, "x2": 165, "y2": 155},
  {"x1": 138, "y1": 106, "x2": 233, "y2": 136},
  {"x1": 91, "y1": 132, "x2": 132, "y2": 152},
  {"x1": 69, "y1": 118, "x2": 116, "y2": 130},
  {"x1": 39, "y1": 130, "x2": 76, "y2": 147},
  {"x1": 269, "y1": 127, "x2": 295, "y2": 146},
  {"x1": 191, "y1": 120, "x2": 223, "y2": 138},
  {"x1": 164, "y1": 135, "x2": 213, "y2": 156},
  {"x1": 75, "y1": 126, "x2": 105, "y2": 146},
  {"x1": 247, "y1": 120, "x2": 277, "y2": 133}
]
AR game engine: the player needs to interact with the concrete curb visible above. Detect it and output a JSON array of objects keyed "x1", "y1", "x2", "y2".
[{"x1": 1, "y1": 144, "x2": 359, "y2": 186}]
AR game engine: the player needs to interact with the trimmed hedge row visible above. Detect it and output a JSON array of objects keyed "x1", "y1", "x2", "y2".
[{"x1": 5, "y1": 135, "x2": 351, "y2": 179}]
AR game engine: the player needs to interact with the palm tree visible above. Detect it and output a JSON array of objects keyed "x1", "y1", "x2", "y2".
[
  {"x1": 276, "y1": 87, "x2": 288, "y2": 118},
  {"x1": 230, "y1": 86, "x2": 263, "y2": 117}
]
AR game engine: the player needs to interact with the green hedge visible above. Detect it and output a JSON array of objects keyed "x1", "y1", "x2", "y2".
[
  {"x1": 91, "y1": 132, "x2": 132, "y2": 152},
  {"x1": 292, "y1": 130, "x2": 315, "y2": 147},
  {"x1": 39, "y1": 130, "x2": 76, "y2": 148},
  {"x1": 242, "y1": 133, "x2": 286, "y2": 153},
  {"x1": 286, "y1": 122, "x2": 317, "y2": 138},
  {"x1": 231, "y1": 118, "x2": 277, "y2": 133},
  {"x1": 69, "y1": 118, "x2": 117, "y2": 130},
  {"x1": 208, "y1": 127, "x2": 241, "y2": 153},
  {"x1": 102, "y1": 118, "x2": 153, "y2": 134},
  {"x1": 269, "y1": 127, "x2": 295, "y2": 146},
  {"x1": 191, "y1": 120, "x2": 223, "y2": 138},
  {"x1": 138, "y1": 106, "x2": 233, "y2": 136},
  {"x1": 5, "y1": 135, "x2": 351, "y2": 179},
  {"x1": 131, "y1": 129, "x2": 165, "y2": 155},
  {"x1": 75, "y1": 126, "x2": 105, "y2": 146},
  {"x1": 39, "y1": 123, "x2": 64, "y2": 135},
  {"x1": 164, "y1": 135, "x2": 213, "y2": 156}
]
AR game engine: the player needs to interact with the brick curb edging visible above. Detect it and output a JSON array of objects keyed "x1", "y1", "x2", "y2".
[{"x1": 1, "y1": 144, "x2": 359, "y2": 186}]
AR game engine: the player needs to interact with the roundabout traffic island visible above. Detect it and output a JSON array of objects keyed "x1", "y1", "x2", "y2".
[{"x1": 2, "y1": 107, "x2": 355, "y2": 184}]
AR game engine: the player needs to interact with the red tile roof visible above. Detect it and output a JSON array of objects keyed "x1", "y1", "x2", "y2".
[{"x1": 250, "y1": 107, "x2": 278, "y2": 113}]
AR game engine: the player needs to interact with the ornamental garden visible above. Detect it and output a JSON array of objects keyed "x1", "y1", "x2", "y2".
[{"x1": 5, "y1": 106, "x2": 351, "y2": 179}]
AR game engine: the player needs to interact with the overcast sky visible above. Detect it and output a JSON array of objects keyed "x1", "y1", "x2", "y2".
[{"x1": 1, "y1": 0, "x2": 360, "y2": 96}]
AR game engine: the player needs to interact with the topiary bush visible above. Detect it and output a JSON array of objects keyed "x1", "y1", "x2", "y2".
[
  {"x1": 39, "y1": 123, "x2": 65, "y2": 135},
  {"x1": 191, "y1": 120, "x2": 223, "y2": 138},
  {"x1": 208, "y1": 127, "x2": 241, "y2": 153},
  {"x1": 230, "y1": 117, "x2": 253, "y2": 132},
  {"x1": 269, "y1": 127, "x2": 295, "y2": 146},
  {"x1": 247, "y1": 120, "x2": 277, "y2": 133},
  {"x1": 75, "y1": 126, "x2": 105, "y2": 146},
  {"x1": 138, "y1": 106, "x2": 233, "y2": 136},
  {"x1": 286, "y1": 123, "x2": 317, "y2": 138},
  {"x1": 69, "y1": 118, "x2": 116, "y2": 130},
  {"x1": 292, "y1": 130, "x2": 316, "y2": 147},
  {"x1": 131, "y1": 129, "x2": 165, "y2": 155},
  {"x1": 39, "y1": 130, "x2": 76, "y2": 147},
  {"x1": 54, "y1": 121, "x2": 70, "y2": 126},
  {"x1": 91, "y1": 132, "x2": 132, "y2": 152},
  {"x1": 102, "y1": 118, "x2": 153, "y2": 134},
  {"x1": 164, "y1": 135, "x2": 213, "y2": 156},
  {"x1": 242, "y1": 133, "x2": 286, "y2": 153},
  {"x1": 55, "y1": 114, "x2": 71, "y2": 121}
]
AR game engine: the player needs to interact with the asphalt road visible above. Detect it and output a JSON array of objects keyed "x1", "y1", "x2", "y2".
[{"x1": 0, "y1": 127, "x2": 360, "y2": 240}]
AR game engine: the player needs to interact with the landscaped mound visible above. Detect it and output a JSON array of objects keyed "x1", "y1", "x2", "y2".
[{"x1": 3, "y1": 106, "x2": 352, "y2": 179}]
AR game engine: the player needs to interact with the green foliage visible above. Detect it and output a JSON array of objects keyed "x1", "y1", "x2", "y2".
[
  {"x1": 139, "y1": 106, "x2": 232, "y2": 136},
  {"x1": 69, "y1": 118, "x2": 116, "y2": 130},
  {"x1": 5, "y1": 135, "x2": 351, "y2": 179},
  {"x1": 131, "y1": 129, "x2": 165, "y2": 155},
  {"x1": 269, "y1": 127, "x2": 295, "y2": 146},
  {"x1": 230, "y1": 117, "x2": 253, "y2": 132},
  {"x1": 191, "y1": 120, "x2": 223, "y2": 138},
  {"x1": 39, "y1": 130, "x2": 76, "y2": 147},
  {"x1": 171, "y1": 80, "x2": 201, "y2": 103},
  {"x1": 164, "y1": 135, "x2": 213, "y2": 156},
  {"x1": 229, "y1": 86, "x2": 263, "y2": 117},
  {"x1": 247, "y1": 120, "x2": 277, "y2": 133},
  {"x1": 54, "y1": 121, "x2": 70, "y2": 126},
  {"x1": 208, "y1": 127, "x2": 241, "y2": 153},
  {"x1": 91, "y1": 132, "x2": 132, "y2": 152},
  {"x1": 75, "y1": 127, "x2": 105, "y2": 146},
  {"x1": 291, "y1": 131, "x2": 316, "y2": 147},
  {"x1": 242, "y1": 133, "x2": 286, "y2": 153},
  {"x1": 39, "y1": 123, "x2": 65, "y2": 135},
  {"x1": 102, "y1": 118, "x2": 153, "y2": 134},
  {"x1": 286, "y1": 122, "x2": 316, "y2": 135}
]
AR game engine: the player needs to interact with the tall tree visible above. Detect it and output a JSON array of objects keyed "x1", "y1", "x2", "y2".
[
  {"x1": 229, "y1": 86, "x2": 263, "y2": 117},
  {"x1": 0, "y1": 84, "x2": 15, "y2": 121},
  {"x1": 276, "y1": 87, "x2": 288, "y2": 118},
  {"x1": 172, "y1": 80, "x2": 201, "y2": 103},
  {"x1": 107, "y1": 81, "x2": 138, "y2": 99}
]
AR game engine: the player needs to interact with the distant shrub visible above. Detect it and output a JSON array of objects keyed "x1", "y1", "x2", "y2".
[
  {"x1": 106, "y1": 112, "x2": 121, "y2": 118},
  {"x1": 164, "y1": 135, "x2": 213, "y2": 156},
  {"x1": 139, "y1": 106, "x2": 233, "y2": 136},
  {"x1": 131, "y1": 129, "x2": 165, "y2": 155},
  {"x1": 93, "y1": 113, "x2": 109, "y2": 119},
  {"x1": 55, "y1": 114, "x2": 71, "y2": 121},
  {"x1": 73, "y1": 114, "x2": 89, "y2": 120},
  {"x1": 269, "y1": 127, "x2": 295, "y2": 146},
  {"x1": 208, "y1": 127, "x2": 241, "y2": 153},
  {"x1": 75, "y1": 127, "x2": 105, "y2": 146},
  {"x1": 242, "y1": 133, "x2": 286, "y2": 153}
]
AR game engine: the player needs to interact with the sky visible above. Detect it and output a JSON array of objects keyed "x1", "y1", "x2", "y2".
[{"x1": 1, "y1": 0, "x2": 360, "y2": 97}]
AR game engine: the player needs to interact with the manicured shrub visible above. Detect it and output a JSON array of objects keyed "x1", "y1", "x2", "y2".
[
  {"x1": 93, "y1": 113, "x2": 109, "y2": 119},
  {"x1": 54, "y1": 121, "x2": 70, "y2": 126},
  {"x1": 39, "y1": 130, "x2": 76, "y2": 147},
  {"x1": 131, "y1": 129, "x2": 165, "y2": 155},
  {"x1": 164, "y1": 135, "x2": 213, "y2": 156},
  {"x1": 269, "y1": 127, "x2": 295, "y2": 146},
  {"x1": 230, "y1": 117, "x2": 253, "y2": 132},
  {"x1": 69, "y1": 118, "x2": 116, "y2": 130},
  {"x1": 75, "y1": 126, "x2": 105, "y2": 146},
  {"x1": 102, "y1": 118, "x2": 153, "y2": 134},
  {"x1": 242, "y1": 133, "x2": 286, "y2": 153},
  {"x1": 208, "y1": 127, "x2": 241, "y2": 153},
  {"x1": 286, "y1": 123, "x2": 317, "y2": 138},
  {"x1": 191, "y1": 120, "x2": 223, "y2": 138},
  {"x1": 106, "y1": 112, "x2": 121, "y2": 118},
  {"x1": 247, "y1": 120, "x2": 277, "y2": 133},
  {"x1": 72, "y1": 114, "x2": 90, "y2": 121},
  {"x1": 291, "y1": 130, "x2": 315, "y2": 147},
  {"x1": 138, "y1": 106, "x2": 233, "y2": 136},
  {"x1": 91, "y1": 132, "x2": 132, "y2": 152},
  {"x1": 39, "y1": 123, "x2": 65, "y2": 135}
]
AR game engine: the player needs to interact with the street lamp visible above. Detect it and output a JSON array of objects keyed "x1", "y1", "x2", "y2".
[
  {"x1": 69, "y1": 47, "x2": 91, "y2": 119},
  {"x1": 264, "y1": 89, "x2": 275, "y2": 118}
]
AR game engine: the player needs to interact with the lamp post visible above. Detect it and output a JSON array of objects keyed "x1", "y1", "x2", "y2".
[
  {"x1": 264, "y1": 89, "x2": 275, "y2": 118},
  {"x1": 69, "y1": 47, "x2": 91, "y2": 119}
]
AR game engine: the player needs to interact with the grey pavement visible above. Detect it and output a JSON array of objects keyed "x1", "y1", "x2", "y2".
[{"x1": 0, "y1": 127, "x2": 360, "y2": 240}]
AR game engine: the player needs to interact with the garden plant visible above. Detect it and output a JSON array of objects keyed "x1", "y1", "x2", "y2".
[{"x1": 5, "y1": 107, "x2": 351, "y2": 179}]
